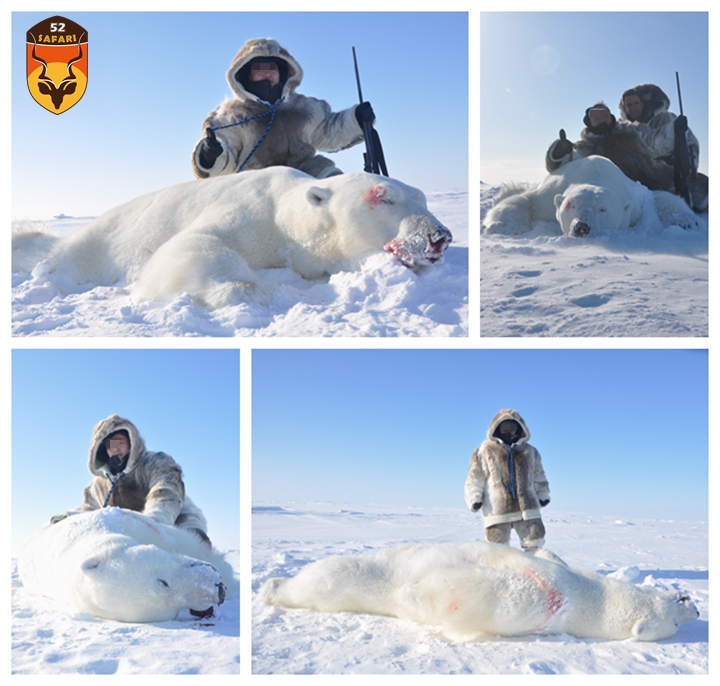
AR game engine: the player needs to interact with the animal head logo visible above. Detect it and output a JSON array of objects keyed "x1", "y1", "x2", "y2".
[{"x1": 26, "y1": 16, "x2": 88, "y2": 115}]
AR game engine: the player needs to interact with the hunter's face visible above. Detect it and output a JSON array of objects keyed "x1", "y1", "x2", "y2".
[
  {"x1": 105, "y1": 434, "x2": 130, "y2": 459},
  {"x1": 624, "y1": 95, "x2": 644, "y2": 121},
  {"x1": 250, "y1": 62, "x2": 280, "y2": 86},
  {"x1": 588, "y1": 106, "x2": 612, "y2": 128}
]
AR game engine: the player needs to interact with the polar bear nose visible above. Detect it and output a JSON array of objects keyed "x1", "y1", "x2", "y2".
[{"x1": 570, "y1": 221, "x2": 591, "y2": 237}]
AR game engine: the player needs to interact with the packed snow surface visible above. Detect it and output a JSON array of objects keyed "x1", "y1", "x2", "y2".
[
  {"x1": 11, "y1": 192, "x2": 467, "y2": 338},
  {"x1": 12, "y1": 547, "x2": 239, "y2": 675},
  {"x1": 252, "y1": 502, "x2": 707, "y2": 675},
  {"x1": 480, "y1": 183, "x2": 707, "y2": 337}
]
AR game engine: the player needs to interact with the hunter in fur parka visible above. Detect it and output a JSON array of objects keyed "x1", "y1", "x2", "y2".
[
  {"x1": 618, "y1": 83, "x2": 700, "y2": 166},
  {"x1": 191, "y1": 38, "x2": 366, "y2": 180},
  {"x1": 545, "y1": 97, "x2": 707, "y2": 212},
  {"x1": 464, "y1": 409, "x2": 550, "y2": 549},
  {"x1": 50, "y1": 415, "x2": 209, "y2": 543}
]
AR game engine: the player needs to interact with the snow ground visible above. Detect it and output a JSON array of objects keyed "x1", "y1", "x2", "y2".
[
  {"x1": 252, "y1": 502, "x2": 707, "y2": 675},
  {"x1": 11, "y1": 191, "x2": 468, "y2": 338},
  {"x1": 480, "y1": 183, "x2": 708, "y2": 337}
]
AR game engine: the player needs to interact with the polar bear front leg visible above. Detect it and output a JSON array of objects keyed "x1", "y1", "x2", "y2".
[
  {"x1": 652, "y1": 191, "x2": 701, "y2": 231},
  {"x1": 134, "y1": 230, "x2": 274, "y2": 308}
]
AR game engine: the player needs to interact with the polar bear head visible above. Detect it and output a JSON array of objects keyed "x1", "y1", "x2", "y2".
[
  {"x1": 554, "y1": 183, "x2": 633, "y2": 237},
  {"x1": 300, "y1": 173, "x2": 452, "y2": 269},
  {"x1": 630, "y1": 590, "x2": 699, "y2": 641},
  {"x1": 78, "y1": 538, "x2": 226, "y2": 622}
]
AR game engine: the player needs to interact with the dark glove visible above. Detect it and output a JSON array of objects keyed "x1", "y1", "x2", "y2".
[
  {"x1": 191, "y1": 527, "x2": 212, "y2": 545},
  {"x1": 472, "y1": 502, "x2": 482, "y2": 512},
  {"x1": 539, "y1": 499, "x2": 549, "y2": 507},
  {"x1": 197, "y1": 127, "x2": 224, "y2": 169},
  {"x1": 355, "y1": 101, "x2": 375, "y2": 126},
  {"x1": 554, "y1": 129, "x2": 573, "y2": 159}
]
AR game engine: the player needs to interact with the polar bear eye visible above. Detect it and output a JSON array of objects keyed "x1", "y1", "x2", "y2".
[{"x1": 158, "y1": 578, "x2": 170, "y2": 588}]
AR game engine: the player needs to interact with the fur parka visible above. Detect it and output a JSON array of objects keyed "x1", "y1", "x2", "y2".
[
  {"x1": 618, "y1": 83, "x2": 700, "y2": 165},
  {"x1": 51, "y1": 415, "x2": 208, "y2": 536},
  {"x1": 191, "y1": 38, "x2": 364, "y2": 179},
  {"x1": 545, "y1": 119, "x2": 676, "y2": 192},
  {"x1": 464, "y1": 409, "x2": 550, "y2": 528}
]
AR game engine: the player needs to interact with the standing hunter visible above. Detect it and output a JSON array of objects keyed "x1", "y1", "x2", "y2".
[
  {"x1": 464, "y1": 409, "x2": 551, "y2": 552},
  {"x1": 191, "y1": 37, "x2": 376, "y2": 179}
]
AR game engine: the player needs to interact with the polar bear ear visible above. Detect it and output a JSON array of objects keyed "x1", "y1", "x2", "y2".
[
  {"x1": 306, "y1": 186, "x2": 332, "y2": 207},
  {"x1": 554, "y1": 194, "x2": 564, "y2": 210}
]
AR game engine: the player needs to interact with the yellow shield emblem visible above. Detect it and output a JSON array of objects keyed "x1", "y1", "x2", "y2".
[{"x1": 26, "y1": 16, "x2": 88, "y2": 115}]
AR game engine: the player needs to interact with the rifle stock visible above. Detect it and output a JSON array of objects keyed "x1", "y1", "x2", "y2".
[{"x1": 673, "y1": 72, "x2": 696, "y2": 207}]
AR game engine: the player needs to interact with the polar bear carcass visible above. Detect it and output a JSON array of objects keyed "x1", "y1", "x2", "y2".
[
  {"x1": 260, "y1": 540, "x2": 698, "y2": 642},
  {"x1": 18, "y1": 508, "x2": 237, "y2": 622},
  {"x1": 12, "y1": 168, "x2": 452, "y2": 308},
  {"x1": 482, "y1": 155, "x2": 700, "y2": 237}
]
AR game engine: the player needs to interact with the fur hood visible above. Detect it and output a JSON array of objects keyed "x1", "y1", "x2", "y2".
[
  {"x1": 88, "y1": 414, "x2": 147, "y2": 477},
  {"x1": 226, "y1": 37, "x2": 303, "y2": 103},
  {"x1": 619, "y1": 83, "x2": 670, "y2": 123},
  {"x1": 486, "y1": 408, "x2": 531, "y2": 446}
]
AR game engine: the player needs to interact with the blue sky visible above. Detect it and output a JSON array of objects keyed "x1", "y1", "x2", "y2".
[
  {"x1": 253, "y1": 349, "x2": 707, "y2": 521},
  {"x1": 12, "y1": 350, "x2": 239, "y2": 555},
  {"x1": 481, "y1": 12, "x2": 709, "y2": 184},
  {"x1": 12, "y1": 11, "x2": 468, "y2": 219}
]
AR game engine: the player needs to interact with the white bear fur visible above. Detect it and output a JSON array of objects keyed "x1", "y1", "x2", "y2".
[
  {"x1": 260, "y1": 541, "x2": 698, "y2": 642},
  {"x1": 18, "y1": 508, "x2": 237, "y2": 623},
  {"x1": 483, "y1": 155, "x2": 700, "y2": 236},
  {"x1": 12, "y1": 168, "x2": 451, "y2": 308}
]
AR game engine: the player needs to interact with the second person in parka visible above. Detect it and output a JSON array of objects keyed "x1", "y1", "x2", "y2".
[{"x1": 464, "y1": 409, "x2": 550, "y2": 551}]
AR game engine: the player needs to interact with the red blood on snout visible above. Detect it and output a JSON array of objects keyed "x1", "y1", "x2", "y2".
[
  {"x1": 364, "y1": 185, "x2": 387, "y2": 209},
  {"x1": 564, "y1": 198, "x2": 574, "y2": 212}
]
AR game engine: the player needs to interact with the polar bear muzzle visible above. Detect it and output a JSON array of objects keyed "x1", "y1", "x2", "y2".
[{"x1": 384, "y1": 216, "x2": 452, "y2": 268}]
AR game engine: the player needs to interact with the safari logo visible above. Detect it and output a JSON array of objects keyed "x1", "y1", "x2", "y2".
[{"x1": 26, "y1": 16, "x2": 88, "y2": 115}]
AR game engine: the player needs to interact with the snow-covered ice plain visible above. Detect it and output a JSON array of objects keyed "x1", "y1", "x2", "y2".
[
  {"x1": 11, "y1": 192, "x2": 467, "y2": 338},
  {"x1": 11, "y1": 548, "x2": 239, "y2": 674},
  {"x1": 480, "y1": 183, "x2": 708, "y2": 337},
  {"x1": 252, "y1": 502, "x2": 707, "y2": 675}
]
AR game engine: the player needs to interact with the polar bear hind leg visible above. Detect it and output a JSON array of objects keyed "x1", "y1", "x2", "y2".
[
  {"x1": 482, "y1": 190, "x2": 534, "y2": 235},
  {"x1": 134, "y1": 230, "x2": 273, "y2": 307}
]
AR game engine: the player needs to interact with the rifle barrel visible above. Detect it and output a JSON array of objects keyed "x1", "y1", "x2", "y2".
[
  {"x1": 675, "y1": 71, "x2": 684, "y2": 116},
  {"x1": 352, "y1": 47, "x2": 364, "y2": 104}
]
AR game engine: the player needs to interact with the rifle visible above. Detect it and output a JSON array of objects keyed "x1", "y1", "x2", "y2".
[
  {"x1": 673, "y1": 72, "x2": 696, "y2": 207},
  {"x1": 352, "y1": 47, "x2": 388, "y2": 176}
]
